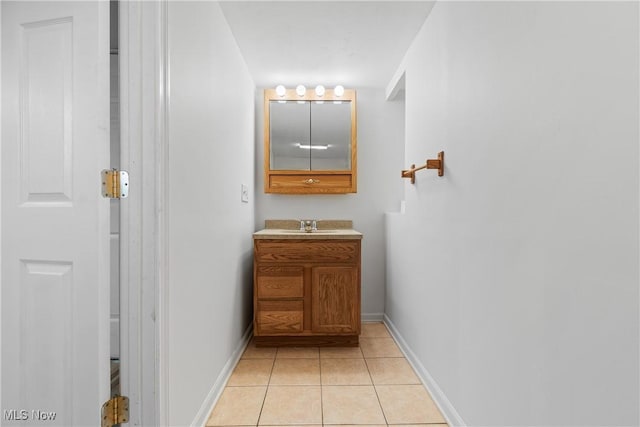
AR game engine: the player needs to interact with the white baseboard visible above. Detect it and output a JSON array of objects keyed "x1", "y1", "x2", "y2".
[
  {"x1": 362, "y1": 312, "x2": 385, "y2": 322},
  {"x1": 383, "y1": 314, "x2": 466, "y2": 427},
  {"x1": 191, "y1": 323, "x2": 253, "y2": 427}
]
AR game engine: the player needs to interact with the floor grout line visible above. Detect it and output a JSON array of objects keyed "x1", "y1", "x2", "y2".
[
  {"x1": 319, "y1": 351, "x2": 324, "y2": 426},
  {"x1": 364, "y1": 355, "x2": 390, "y2": 427},
  {"x1": 255, "y1": 352, "x2": 276, "y2": 427}
]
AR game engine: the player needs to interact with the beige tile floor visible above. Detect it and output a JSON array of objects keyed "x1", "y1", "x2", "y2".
[{"x1": 206, "y1": 322, "x2": 448, "y2": 427}]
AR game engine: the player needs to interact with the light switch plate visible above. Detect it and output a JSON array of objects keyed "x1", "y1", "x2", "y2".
[{"x1": 241, "y1": 184, "x2": 249, "y2": 203}]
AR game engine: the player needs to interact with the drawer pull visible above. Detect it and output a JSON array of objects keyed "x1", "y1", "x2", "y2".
[{"x1": 303, "y1": 178, "x2": 320, "y2": 184}]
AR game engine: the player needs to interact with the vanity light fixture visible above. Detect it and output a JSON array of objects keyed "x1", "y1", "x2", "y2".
[{"x1": 275, "y1": 84, "x2": 346, "y2": 98}]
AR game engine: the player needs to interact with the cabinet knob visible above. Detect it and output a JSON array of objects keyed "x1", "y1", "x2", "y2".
[{"x1": 303, "y1": 178, "x2": 320, "y2": 184}]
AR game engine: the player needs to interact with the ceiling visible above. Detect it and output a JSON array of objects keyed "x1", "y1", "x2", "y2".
[{"x1": 219, "y1": 1, "x2": 435, "y2": 89}]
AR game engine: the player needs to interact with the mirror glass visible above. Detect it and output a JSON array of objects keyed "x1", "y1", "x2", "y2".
[
  {"x1": 310, "y1": 101, "x2": 351, "y2": 170},
  {"x1": 269, "y1": 101, "x2": 311, "y2": 170},
  {"x1": 269, "y1": 100, "x2": 352, "y2": 171}
]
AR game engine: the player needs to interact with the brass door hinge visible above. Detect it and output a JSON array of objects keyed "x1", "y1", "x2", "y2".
[
  {"x1": 102, "y1": 169, "x2": 129, "y2": 199},
  {"x1": 101, "y1": 395, "x2": 129, "y2": 427}
]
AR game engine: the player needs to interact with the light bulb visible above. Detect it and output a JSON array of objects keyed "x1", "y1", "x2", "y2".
[
  {"x1": 334, "y1": 85, "x2": 345, "y2": 97},
  {"x1": 296, "y1": 85, "x2": 306, "y2": 97},
  {"x1": 275, "y1": 85, "x2": 286, "y2": 97},
  {"x1": 315, "y1": 85, "x2": 325, "y2": 97}
]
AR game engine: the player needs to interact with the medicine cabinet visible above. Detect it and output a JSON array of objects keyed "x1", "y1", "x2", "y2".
[{"x1": 264, "y1": 87, "x2": 357, "y2": 194}]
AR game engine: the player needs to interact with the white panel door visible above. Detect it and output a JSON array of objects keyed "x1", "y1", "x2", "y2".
[{"x1": 2, "y1": 1, "x2": 110, "y2": 425}]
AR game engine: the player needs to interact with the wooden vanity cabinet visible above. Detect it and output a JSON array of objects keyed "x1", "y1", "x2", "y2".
[{"x1": 253, "y1": 239, "x2": 361, "y2": 346}]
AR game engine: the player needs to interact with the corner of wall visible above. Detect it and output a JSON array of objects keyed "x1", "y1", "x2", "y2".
[
  {"x1": 385, "y1": 68, "x2": 406, "y2": 101},
  {"x1": 215, "y1": 1, "x2": 255, "y2": 90}
]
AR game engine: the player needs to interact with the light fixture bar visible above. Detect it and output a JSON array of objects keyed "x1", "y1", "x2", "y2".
[
  {"x1": 272, "y1": 84, "x2": 349, "y2": 100},
  {"x1": 297, "y1": 143, "x2": 329, "y2": 150}
]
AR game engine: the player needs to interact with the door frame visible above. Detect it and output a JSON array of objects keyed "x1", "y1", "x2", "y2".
[
  {"x1": 118, "y1": 1, "x2": 168, "y2": 425},
  {"x1": 0, "y1": 2, "x2": 166, "y2": 423},
  {"x1": 1, "y1": 2, "x2": 4, "y2": 415}
]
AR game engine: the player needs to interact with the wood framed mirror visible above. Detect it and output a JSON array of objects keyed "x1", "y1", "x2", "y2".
[{"x1": 264, "y1": 87, "x2": 357, "y2": 194}]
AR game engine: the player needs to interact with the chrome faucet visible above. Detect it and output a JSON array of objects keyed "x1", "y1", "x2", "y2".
[{"x1": 300, "y1": 220, "x2": 318, "y2": 232}]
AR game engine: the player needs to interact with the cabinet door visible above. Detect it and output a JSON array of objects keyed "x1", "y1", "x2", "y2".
[{"x1": 311, "y1": 266, "x2": 360, "y2": 334}]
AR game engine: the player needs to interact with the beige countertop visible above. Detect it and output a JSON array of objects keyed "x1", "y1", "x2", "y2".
[
  {"x1": 253, "y1": 219, "x2": 362, "y2": 240},
  {"x1": 253, "y1": 228, "x2": 362, "y2": 240}
]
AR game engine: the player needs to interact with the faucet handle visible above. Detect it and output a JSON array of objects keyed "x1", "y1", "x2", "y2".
[
  {"x1": 300, "y1": 220, "x2": 305, "y2": 231},
  {"x1": 312, "y1": 220, "x2": 317, "y2": 231}
]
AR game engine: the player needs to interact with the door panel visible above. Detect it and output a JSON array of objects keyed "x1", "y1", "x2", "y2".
[
  {"x1": 20, "y1": 261, "x2": 74, "y2": 425},
  {"x1": 2, "y1": 1, "x2": 110, "y2": 425},
  {"x1": 20, "y1": 17, "x2": 74, "y2": 205}
]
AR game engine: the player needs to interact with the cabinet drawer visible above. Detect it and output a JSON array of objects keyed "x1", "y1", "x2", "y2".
[
  {"x1": 268, "y1": 174, "x2": 354, "y2": 194},
  {"x1": 257, "y1": 266, "x2": 304, "y2": 298},
  {"x1": 256, "y1": 241, "x2": 359, "y2": 263},
  {"x1": 257, "y1": 300, "x2": 303, "y2": 335}
]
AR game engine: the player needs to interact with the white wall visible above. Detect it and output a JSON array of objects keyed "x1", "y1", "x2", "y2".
[
  {"x1": 255, "y1": 87, "x2": 404, "y2": 318},
  {"x1": 386, "y1": 2, "x2": 639, "y2": 426},
  {"x1": 167, "y1": 2, "x2": 255, "y2": 425}
]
